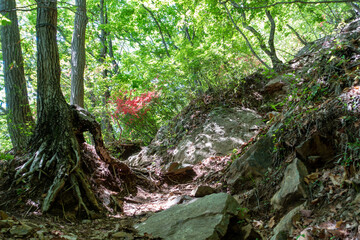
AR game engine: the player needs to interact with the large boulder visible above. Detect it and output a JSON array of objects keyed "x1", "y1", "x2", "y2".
[
  {"x1": 128, "y1": 107, "x2": 263, "y2": 166},
  {"x1": 271, "y1": 158, "x2": 308, "y2": 211},
  {"x1": 135, "y1": 193, "x2": 241, "y2": 240},
  {"x1": 171, "y1": 107, "x2": 262, "y2": 164}
]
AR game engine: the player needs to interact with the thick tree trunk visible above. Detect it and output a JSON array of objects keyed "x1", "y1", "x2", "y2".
[
  {"x1": 0, "y1": 0, "x2": 34, "y2": 151},
  {"x1": 15, "y1": 0, "x2": 133, "y2": 216},
  {"x1": 70, "y1": 0, "x2": 88, "y2": 108}
]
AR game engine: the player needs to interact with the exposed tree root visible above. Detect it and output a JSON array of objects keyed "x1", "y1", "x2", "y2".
[{"x1": 11, "y1": 105, "x2": 137, "y2": 218}]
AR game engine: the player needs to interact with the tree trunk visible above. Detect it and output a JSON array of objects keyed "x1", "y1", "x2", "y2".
[
  {"x1": 108, "y1": 36, "x2": 119, "y2": 75},
  {"x1": 15, "y1": 0, "x2": 133, "y2": 216},
  {"x1": 70, "y1": 0, "x2": 88, "y2": 108},
  {"x1": 0, "y1": 0, "x2": 34, "y2": 151},
  {"x1": 99, "y1": 0, "x2": 115, "y2": 143},
  {"x1": 265, "y1": 10, "x2": 285, "y2": 72}
]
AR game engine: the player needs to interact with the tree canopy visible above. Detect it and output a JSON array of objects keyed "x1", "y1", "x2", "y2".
[{"x1": 0, "y1": 0, "x2": 355, "y2": 149}]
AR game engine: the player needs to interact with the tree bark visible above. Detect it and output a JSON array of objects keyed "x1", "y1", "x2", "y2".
[
  {"x1": 108, "y1": 35, "x2": 119, "y2": 75},
  {"x1": 99, "y1": 0, "x2": 115, "y2": 143},
  {"x1": 265, "y1": 10, "x2": 285, "y2": 71},
  {"x1": 0, "y1": 0, "x2": 34, "y2": 151},
  {"x1": 70, "y1": 0, "x2": 88, "y2": 108}
]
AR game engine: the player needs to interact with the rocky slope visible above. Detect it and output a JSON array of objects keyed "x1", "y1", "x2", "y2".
[{"x1": 126, "y1": 18, "x2": 360, "y2": 239}]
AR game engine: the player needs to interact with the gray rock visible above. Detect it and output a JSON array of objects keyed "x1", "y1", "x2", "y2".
[
  {"x1": 240, "y1": 224, "x2": 264, "y2": 240},
  {"x1": 264, "y1": 76, "x2": 287, "y2": 94},
  {"x1": 10, "y1": 223, "x2": 34, "y2": 236},
  {"x1": 172, "y1": 107, "x2": 263, "y2": 164},
  {"x1": 112, "y1": 231, "x2": 134, "y2": 239},
  {"x1": 135, "y1": 193, "x2": 241, "y2": 240},
  {"x1": 271, "y1": 159, "x2": 308, "y2": 211},
  {"x1": 128, "y1": 107, "x2": 263, "y2": 166},
  {"x1": 271, "y1": 204, "x2": 305, "y2": 240},
  {"x1": 192, "y1": 185, "x2": 216, "y2": 197},
  {"x1": 226, "y1": 134, "x2": 274, "y2": 191}
]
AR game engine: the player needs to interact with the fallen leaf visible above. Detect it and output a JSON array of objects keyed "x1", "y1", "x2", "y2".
[
  {"x1": 311, "y1": 198, "x2": 320, "y2": 205},
  {"x1": 252, "y1": 220, "x2": 263, "y2": 229},
  {"x1": 268, "y1": 216, "x2": 276, "y2": 228},
  {"x1": 300, "y1": 209, "x2": 313, "y2": 218},
  {"x1": 336, "y1": 220, "x2": 344, "y2": 228},
  {"x1": 329, "y1": 173, "x2": 342, "y2": 186},
  {"x1": 305, "y1": 172, "x2": 321, "y2": 184}
]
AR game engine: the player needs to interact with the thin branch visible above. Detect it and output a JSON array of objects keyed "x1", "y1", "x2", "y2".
[
  {"x1": 231, "y1": 0, "x2": 357, "y2": 10},
  {"x1": 221, "y1": 2, "x2": 271, "y2": 69},
  {"x1": 276, "y1": 48, "x2": 296, "y2": 57},
  {"x1": 142, "y1": 4, "x2": 171, "y2": 57},
  {"x1": 287, "y1": 24, "x2": 307, "y2": 45}
]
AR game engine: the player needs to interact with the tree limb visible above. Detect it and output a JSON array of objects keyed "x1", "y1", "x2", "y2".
[
  {"x1": 230, "y1": 0, "x2": 358, "y2": 10},
  {"x1": 142, "y1": 4, "x2": 171, "y2": 57},
  {"x1": 221, "y1": 2, "x2": 271, "y2": 69},
  {"x1": 265, "y1": 10, "x2": 284, "y2": 70},
  {"x1": 287, "y1": 24, "x2": 307, "y2": 45}
]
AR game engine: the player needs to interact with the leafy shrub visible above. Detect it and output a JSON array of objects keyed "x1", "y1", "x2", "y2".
[{"x1": 110, "y1": 90, "x2": 159, "y2": 144}]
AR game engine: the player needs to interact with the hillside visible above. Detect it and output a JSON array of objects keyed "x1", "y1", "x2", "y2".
[{"x1": 0, "y1": 17, "x2": 360, "y2": 240}]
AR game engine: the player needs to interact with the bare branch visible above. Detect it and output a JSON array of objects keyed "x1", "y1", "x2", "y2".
[
  {"x1": 142, "y1": 4, "x2": 171, "y2": 57},
  {"x1": 221, "y1": 2, "x2": 271, "y2": 69},
  {"x1": 287, "y1": 24, "x2": 307, "y2": 45},
  {"x1": 230, "y1": 0, "x2": 357, "y2": 10}
]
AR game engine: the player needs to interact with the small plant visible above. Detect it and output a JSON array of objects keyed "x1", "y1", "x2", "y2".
[
  {"x1": 340, "y1": 139, "x2": 360, "y2": 167},
  {"x1": 110, "y1": 90, "x2": 159, "y2": 144},
  {"x1": 0, "y1": 152, "x2": 14, "y2": 161}
]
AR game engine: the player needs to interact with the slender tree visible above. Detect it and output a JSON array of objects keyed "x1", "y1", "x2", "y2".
[
  {"x1": 142, "y1": 4, "x2": 171, "y2": 57},
  {"x1": 70, "y1": 0, "x2": 88, "y2": 108},
  {"x1": 99, "y1": 0, "x2": 115, "y2": 143},
  {"x1": 0, "y1": 0, "x2": 34, "y2": 151}
]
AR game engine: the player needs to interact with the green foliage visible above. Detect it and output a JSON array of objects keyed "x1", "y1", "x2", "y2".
[
  {"x1": 340, "y1": 139, "x2": 360, "y2": 167},
  {"x1": 0, "y1": 152, "x2": 14, "y2": 161},
  {"x1": 0, "y1": 112, "x2": 12, "y2": 152},
  {"x1": 0, "y1": 0, "x2": 354, "y2": 147},
  {"x1": 0, "y1": 15, "x2": 11, "y2": 26}
]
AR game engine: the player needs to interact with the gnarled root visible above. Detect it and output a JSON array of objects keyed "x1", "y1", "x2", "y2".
[{"x1": 12, "y1": 105, "x2": 135, "y2": 217}]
